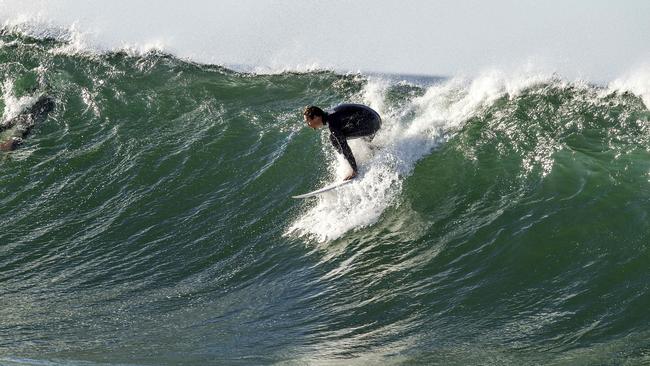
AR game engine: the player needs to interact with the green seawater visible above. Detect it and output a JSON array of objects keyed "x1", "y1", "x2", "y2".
[{"x1": 1, "y1": 30, "x2": 650, "y2": 365}]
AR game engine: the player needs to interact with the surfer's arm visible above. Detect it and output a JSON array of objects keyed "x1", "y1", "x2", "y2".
[{"x1": 329, "y1": 131, "x2": 358, "y2": 174}]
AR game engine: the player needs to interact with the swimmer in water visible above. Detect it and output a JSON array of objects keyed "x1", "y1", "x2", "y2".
[{"x1": 0, "y1": 96, "x2": 55, "y2": 151}]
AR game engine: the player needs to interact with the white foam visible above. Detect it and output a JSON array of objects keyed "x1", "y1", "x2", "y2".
[
  {"x1": 1, "y1": 19, "x2": 332, "y2": 76},
  {"x1": 286, "y1": 69, "x2": 556, "y2": 241},
  {"x1": 609, "y1": 65, "x2": 650, "y2": 110},
  {"x1": 1, "y1": 18, "x2": 173, "y2": 64},
  {"x1": 3, "y1": 1, "x2": 648, "y2": 81},
  {"x1": 2, "y1": 16, "x2": 103, "y2": 59},
  {"x1": 1, "y1": 79, "x2": 38, "y2": 124},
  {"x1": 47, "y1": 21, "x2": 101, "y2": 56},
  {"x1": 3, "y1": 16, "x2": 77, "y2": 45}
]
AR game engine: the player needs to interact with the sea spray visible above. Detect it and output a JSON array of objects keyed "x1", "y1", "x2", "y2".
[
  {"x1": 286, "y1": 70, "x2": 559, "y2": 241},
  {"x1": 1, "y1": 27, "x2": 649, "y2": 366}
]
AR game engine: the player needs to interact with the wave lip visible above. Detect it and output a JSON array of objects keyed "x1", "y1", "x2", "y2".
[
  {"x1": 287, "y1": 69, "x2": 559, "y2": 241},
  {"x1": 609, "y1": 64, "x2": 650, "y2": 109},
  {"x1": 2, "y1": 26, "x2": 650, "y2": 365},
  {"x1": 287, "y1": 64, "x2": 650, "y2": 241}
]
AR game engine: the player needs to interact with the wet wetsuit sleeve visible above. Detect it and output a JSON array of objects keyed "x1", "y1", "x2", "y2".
[{"x1": 329, "y1": 130, "x2": 357, "y2": 173}]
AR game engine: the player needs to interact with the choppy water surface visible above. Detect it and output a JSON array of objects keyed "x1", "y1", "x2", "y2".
[{"x1": 1, "y1": 29, "x2": 650, "y2": 365}]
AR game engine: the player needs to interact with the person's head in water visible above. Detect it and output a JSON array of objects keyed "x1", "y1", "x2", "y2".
[{"x1": 303, "y1": 106, "x2": 325, "y2": 129}]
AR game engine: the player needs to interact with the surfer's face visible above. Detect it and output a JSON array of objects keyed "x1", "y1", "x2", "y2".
[{"x1": 304, "y1": 115, "x2": 323, "y2": 129}]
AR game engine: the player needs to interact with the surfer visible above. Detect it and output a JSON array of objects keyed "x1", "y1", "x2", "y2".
[
  {"x1": 0, "y1": 96, "x2": 55, "y2": 151},
  {"x1": 303, "y1": 104, "x2": 381, "y2": 180}
]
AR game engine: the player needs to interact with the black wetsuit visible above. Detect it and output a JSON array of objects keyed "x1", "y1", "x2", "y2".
[
  {"x1": 323, "y1": 104, "x2": 381, "y2": 173},
  {"x1": 0, "y1": 96, "x2": 55, "y2": 151}
]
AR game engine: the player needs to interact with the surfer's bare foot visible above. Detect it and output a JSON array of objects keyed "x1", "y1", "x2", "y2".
[{"x1": 344, "y1": 171, "x2": 357, "y2": 181}]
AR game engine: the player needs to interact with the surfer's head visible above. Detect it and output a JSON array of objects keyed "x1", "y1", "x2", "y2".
[{"x1": 303, "y1": 105, "x2": 324, "y2": 129}]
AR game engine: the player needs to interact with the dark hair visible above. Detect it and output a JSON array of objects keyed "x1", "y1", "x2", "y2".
[{"x1": 303, "y1": 105, "x2": 324, "y2": 119}]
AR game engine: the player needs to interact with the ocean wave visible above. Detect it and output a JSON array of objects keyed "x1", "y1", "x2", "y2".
[{"x1": 2, "y1": 24, "x2": 650, "y2": 365}]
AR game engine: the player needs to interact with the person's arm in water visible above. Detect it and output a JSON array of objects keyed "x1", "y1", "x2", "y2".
[
  {"x1": 0, "y1": 137, "x2": 22, "y2": 151},
  {"x1": 329, "y1": 130, "x2": 357, "y2": 180}
]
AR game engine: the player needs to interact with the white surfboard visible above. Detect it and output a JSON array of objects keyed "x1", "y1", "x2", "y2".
[{"x1": 292, "y1": 180, "x2": 352, "y2": 199}]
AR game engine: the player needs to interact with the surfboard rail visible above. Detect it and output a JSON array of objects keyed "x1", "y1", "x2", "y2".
[{"x1": 292, "y1": 180, "x2": 352, "y2": 199}]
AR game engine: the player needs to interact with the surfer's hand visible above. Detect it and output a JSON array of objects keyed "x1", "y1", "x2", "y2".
[{"x1": 344, "y1": 171, "x2": 357, "y2": 181}]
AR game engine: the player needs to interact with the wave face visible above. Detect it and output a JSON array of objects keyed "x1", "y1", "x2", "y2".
[{"x1": 1, "y1": 29, "x2": 650, "y2": 365}]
